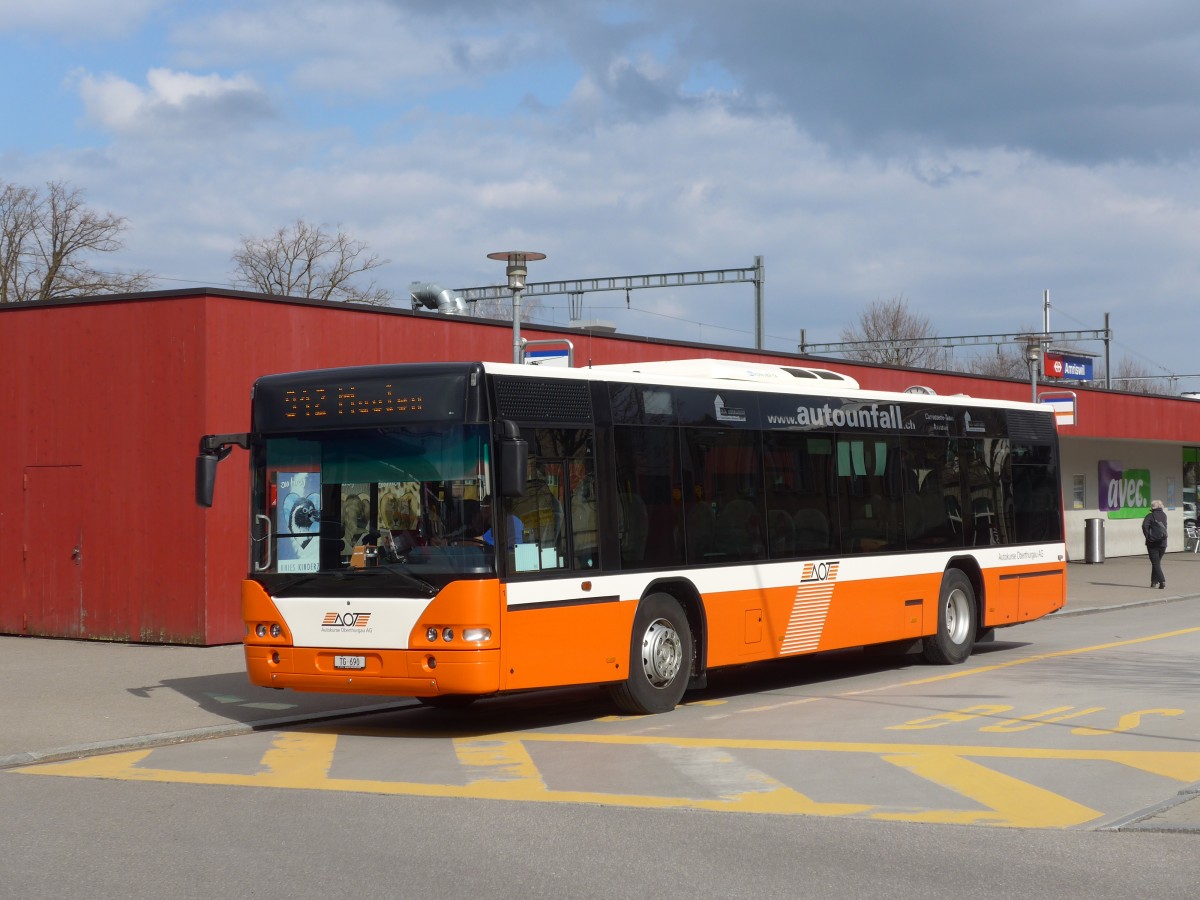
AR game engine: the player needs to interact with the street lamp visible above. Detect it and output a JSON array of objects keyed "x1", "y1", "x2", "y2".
[
  {"x1": 487, "y1": 250, "x2": 546, "y2": 364},
  {"x1": 1025, "y1": 340, "x2": 1042, "y2": 404}
]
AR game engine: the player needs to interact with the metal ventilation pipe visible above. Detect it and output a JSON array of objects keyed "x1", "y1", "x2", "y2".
[{"x1": 409, "y1": 282, "x2": 468, "y2": 315}]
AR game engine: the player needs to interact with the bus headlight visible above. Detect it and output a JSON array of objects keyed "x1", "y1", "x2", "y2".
[
  {"x1": 463, "y1": 628, "x2": 491, "y2": 642},
  {"x1": 442, "y1": 627, "x2": 454, "y2": 642},
  {"x1": 254, "y1": 623, "x2": 284, "y2": 640},
  {"x1": 426, "y1": 627, "x2": 439, "y2": 642}
]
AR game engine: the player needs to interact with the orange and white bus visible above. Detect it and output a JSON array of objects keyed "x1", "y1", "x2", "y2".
[{"x1": 197, "y1": 357, "x2": 1065, "y2": 714}]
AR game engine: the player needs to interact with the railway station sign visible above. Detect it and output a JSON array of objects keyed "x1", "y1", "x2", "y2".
[{"x1": 1044, "y1": 352, "x2": 1093, "y2": 381}]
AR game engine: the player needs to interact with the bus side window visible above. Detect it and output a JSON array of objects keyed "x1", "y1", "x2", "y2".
[
  {"x1": 958, "y1": 438, "x2": 1011, "y2": 546},
  {"x1": 684, "y1": 428, "x2": 766, "y2": 563},
  {"x1": 900, "y1": 436, "x2": 962, "y2": 549},
  {"x1": 508, "y1": 427, "x2": 603, "y2": 572},
  {"x1": 764, "y1": 431, "x2": 835, "y2": 558},
  {"x1": 837, "y1": 437, "x2": 904, "y2": 553},
  {"x1": 614, "y1": 425, "x2": 682, "y2": 569}
]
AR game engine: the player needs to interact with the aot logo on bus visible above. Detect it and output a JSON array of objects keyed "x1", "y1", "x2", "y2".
[
  {"x1": 801, "y1": 561, "x2": 839, "y2": 583},
  {"x1": 322, "y1": 612, "x2": 372, "y2": 629}
]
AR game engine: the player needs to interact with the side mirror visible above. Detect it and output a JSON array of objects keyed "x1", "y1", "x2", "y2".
[
  {"x1": 498, "y1": 420, "x2": 528, "y2": 497},
  {"x1": 196, "y1": 453, "x2": 220, "y2": 508},
  {"x1": 195, "y1": 433, "x2": 250, "y2": 508}
]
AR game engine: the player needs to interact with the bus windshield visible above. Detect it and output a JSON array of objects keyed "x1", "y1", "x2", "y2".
[{"x1": 253, "y1": 423, "x2": 496, "y2": 582}]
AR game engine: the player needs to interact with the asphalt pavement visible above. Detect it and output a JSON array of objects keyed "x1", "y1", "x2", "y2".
[{"x1": 3, "y1": 551, "x2": 1199, "y2": 832}]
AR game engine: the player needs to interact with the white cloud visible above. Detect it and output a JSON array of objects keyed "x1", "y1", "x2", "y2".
[
  {"x1": 168, "y1": 0, "x2": 547, "y2": 96},
  {"x1": 75, "y1": 68, "x2": 273, "y2": 136},
  {"x1": 5, "y1": 0, "x2": 1200, "y2": 382},
  {"x1": 659, "y1": 0, "x2": 1200, "y2": 164},
  {"x1": 115, "y1": 99, "x2": 1189, "y2": 352}
]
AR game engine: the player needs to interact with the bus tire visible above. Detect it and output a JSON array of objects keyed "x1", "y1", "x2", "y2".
[
  {"x1": 609, "y1": 593, "x2": 693, "y2": 715},
  {"x1": 922, "y1": 569, "x2": 976, "y2": 665}
]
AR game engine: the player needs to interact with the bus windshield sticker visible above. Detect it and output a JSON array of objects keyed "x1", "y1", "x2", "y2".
[{"x1": 277, "y1": 471, "x2": 321, "y2": 573}]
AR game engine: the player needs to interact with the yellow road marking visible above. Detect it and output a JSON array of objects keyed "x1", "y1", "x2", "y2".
[
  {"x1": 16, "y1": 729, "x2": 1200, "y2": 829},
  {"x1": 877, "y1": 750, "x2": 1100, "y2": 827},
  {"x1": 888, "y1": 705, "x2": 1186, "y2": 737},
  {"x1": 1071, "y1": 708, "x2": 1184, "y2": 736},
  {"x1": 453, "y1": 737, "x2": 547, "y2": 799},
  {"x1": 843, "y1": 625, "x2": 1200, "y2": 695},
  {"x1": 886, "y1": 705, "x2": 1013, "y2": 731},
  {"x1": 260, "y1": 731, "x2": 338, "y2": 782},
  {"x1": 11, "y1": 624, "x2": 1198, "y2": 829},
  {"x1": 978, "y1": 706, "x2": 1105, "y2": 733}
]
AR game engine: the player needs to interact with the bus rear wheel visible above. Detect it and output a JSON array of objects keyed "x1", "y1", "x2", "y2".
[
  {"x1": 609, "y1": 593, "x2": 693, "y2": 715},
  {"x1": 922, "y1": 569, "x2": 977, "y2": 665}
]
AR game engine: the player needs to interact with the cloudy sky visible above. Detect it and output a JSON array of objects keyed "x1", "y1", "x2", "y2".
[{"x1": 3, "y1": 0, "x2": 1200, "y2": 385}]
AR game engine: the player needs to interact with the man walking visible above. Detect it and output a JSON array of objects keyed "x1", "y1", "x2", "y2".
[{"x1": 1142, "y1": 499, "x2": 1169, "y2": 589}]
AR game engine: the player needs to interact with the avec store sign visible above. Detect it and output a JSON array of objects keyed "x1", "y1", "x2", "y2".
[{"x1": 1099, "y1": 460, "x2": 1151, "y2": 519}]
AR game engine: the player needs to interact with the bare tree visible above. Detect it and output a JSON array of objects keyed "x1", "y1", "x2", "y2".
[
  {"x1": 231, "y1": 219, "x2": 392, "y2": 305},
  {"x1": 959, "y1": 345, "x2": 1030, "y2": 379},
  {"x1": 0, "y1": 180, "x2": 152, "y2": 303},
  {"x1": 1112, "y1": 357, "x2": 1173, "y2": 394},
  {"x1": 958, "y1": 324, "x2": 1047, "y2": 379},
  {"x1": 838, "y1": 295, "x2": 949, "y2": 369}
]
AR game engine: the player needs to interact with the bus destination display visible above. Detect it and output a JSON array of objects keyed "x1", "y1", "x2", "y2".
[
  {"x1": 282, "y1": 384, "x2": 424, "y2": 420},
  {"x1": 253, "y1": 368, "x2": 470, "y2": 431}
]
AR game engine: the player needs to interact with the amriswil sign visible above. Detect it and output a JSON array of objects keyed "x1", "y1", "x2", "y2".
[
  {"x1": 1099, "y1": 460, "x2": 1150, "y2": 518},
  {"x1": 1045, "y1": 352, "x2": 1094, "y2": 381}
]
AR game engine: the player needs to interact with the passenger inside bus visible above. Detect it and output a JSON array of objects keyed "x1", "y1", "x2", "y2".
[{"x1": 473, "y1": 499, "x2": 525, "y2": 547}]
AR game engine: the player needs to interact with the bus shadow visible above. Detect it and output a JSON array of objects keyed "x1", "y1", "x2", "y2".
[
  {"x1": 138, "y1": 638, "x2": 1037, "y2": 740},
  {"x1": 318, "y1": 640, "x2": 1038, "y2": 737},
  {"x1": 697, "y1": 639, "x2": 1031, "y2": 704},
  {"x1": 142, "y1": 670, "x2": 418, "y2": 728}
]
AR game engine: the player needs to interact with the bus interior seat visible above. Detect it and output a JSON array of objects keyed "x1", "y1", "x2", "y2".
[
  {"x1": 793, "y1": 508, "x2": 829, "y2": 551},
  {"x1": 715, "y1": 498, "x2": 758, "y2": 556},
  {"x1": 617, "y1": 492, "x2": 648, "y2": 562},
  {"x1": 767, "y1": 508, "x2": 795, "y2": 556},
  {"x1": 686, "y1": 501, "x2": 716, "y2": 559}
]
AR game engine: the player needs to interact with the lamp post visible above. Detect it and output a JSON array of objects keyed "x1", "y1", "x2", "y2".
[
  {"x1": 487, "y1": 251, "x2": 546, "y2": 364},
  {"x1": 1025, "y1": 340, "x2": 1042, "y2": 404}
]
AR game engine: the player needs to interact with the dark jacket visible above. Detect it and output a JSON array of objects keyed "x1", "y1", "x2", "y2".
[{"x1": 1142, "y1": 507, "x2": 1169, "y2": 548}]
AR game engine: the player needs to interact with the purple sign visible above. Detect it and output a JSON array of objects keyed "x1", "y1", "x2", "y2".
[{"x1": 1099, "y1": 460, "x2": 1150, "y2": 519}]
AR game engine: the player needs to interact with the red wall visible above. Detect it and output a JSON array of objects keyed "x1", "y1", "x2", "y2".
[
  {"x1": 3, "y1": 289, "x2": 1197, "y2": 644},
  {"x1": 1, "y1": 296, "x2": 210, "y2": 641}
]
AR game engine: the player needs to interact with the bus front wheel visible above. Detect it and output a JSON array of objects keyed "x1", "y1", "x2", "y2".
[
  {"x1": 609, "y1": 593, "x2": 693, "y2": 715},
  {"x1": 922, "y1": 569, "x2": 977, "y2": 665}
]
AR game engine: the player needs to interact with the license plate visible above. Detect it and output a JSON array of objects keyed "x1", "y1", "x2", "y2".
[{"x1": 334, "y1": 655, "x2": 366, "y2": 670}]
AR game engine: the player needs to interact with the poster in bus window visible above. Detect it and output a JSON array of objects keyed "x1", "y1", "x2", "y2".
[
  {"x1": 379, "y1": 481, "x2": 421, "y2": 530},
  {"x1": 340, "y1": 483, "x2": 371, "y2": 557},
  {"x1": 277, "y1": 471, "x2": 321, "y2": 573}
]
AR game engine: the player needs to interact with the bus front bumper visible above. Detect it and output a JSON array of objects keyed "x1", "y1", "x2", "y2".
[{"x1": 244, "y1": 645, "x2": 502, "y2": 697}]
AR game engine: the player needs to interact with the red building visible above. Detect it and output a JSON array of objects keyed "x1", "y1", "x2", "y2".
[{"x1": 3, "y1": 289, "x2": 1197, "y2": 644}]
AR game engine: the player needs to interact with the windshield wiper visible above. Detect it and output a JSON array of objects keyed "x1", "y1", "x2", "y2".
[
  {"x1": 270, "y1": 573, "x2": 322, "y2": 592},
  {"x1": 344, "y1": 563, "x2": 438, "y2": 595}
]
